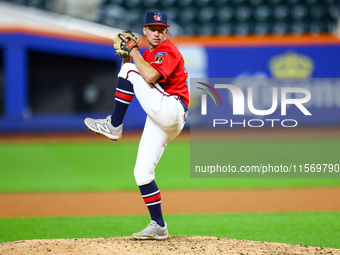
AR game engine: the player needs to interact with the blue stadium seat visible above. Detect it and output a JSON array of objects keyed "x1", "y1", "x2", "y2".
[
  {"x1": 143, "y1": 0, "x2": 159, "y2": 8},
  {"x1": 179, "y1": 7, "x2": 197, "y2": 23},
  {"x1": 305, "y1": 0, "x2": 318, "y2": 4},
  {"x1": 268, "y1": 0, "x2": 283, "y2": 5},
  {"x1": 272, "y1": 22, "x2": 289, "y2": 35},
  {"x1": 196, "y1": 0, "x2": 212, "y2": 7},
  {"x1": 160, "y1": 0, "x2": 177, "y2": 7},
  {"x1": 183, "y1": 23, "x2": 200, "y2": 35},
  {"x1": 235, "y1": 22, "x2": 251, "y2": 35},
  {"x1": 291, "y1": 5, "x2": 308, "y2": 21},
  {"x1": 128, "y1": 9, "x2": 144, "y2": 25},
  {"x1": 165, "y1": 8, "x2": 179, "y2": 21},
  {"x1": 324, "y1": 0, "x2": 337, "y2": 3},
  {"x1": 309, "y1": 21, "x2": 327, "y2": 34},
  {"x1": 178, "y1": 0, "x2": 193, "y2": 7},
  {"x1": 329, "y1": 5, "x2": 340, "y2": 20},
  {"x1": 235, "y1": 6, "x2": 252, "y2": 21},
  {"x1": 199, "y1": 23, "x2": 216, "y2": 35},
  {"x1": 217, "y1": 22, "x2": 233, "y2": 35},
  {"x1": 310, "y1": 4, "x2": 328, "y2": 20},
  {"x1": 254, "y1": 22, "x2": 271, "y2": 35},
  {"x1": 198, "y1": 7, "x2": 215, "y2": 23},
  {"x1": 215, "y1": 0, "x2": 230, "y2": 6},
  {"x1": 231, "y1": 0, "x2": 246, "y2": 5},
  {"x1": 126, "y1": 0, "x2": 142, "y2": 8},
  {"x1": 217, "y1": 6, "x2": 233, "y2": 22},
  {"x1": 326, "y1": 20, "x2": 338, "y2": 33},
  {"x1": 8, "y1": 0, "x2": 340, "y2": 36},
  {"x1": 249, "y1": 0, "x2": 264, "y2": 6},
  {"x1": 110, "y1": 0, "x2": 125, "y2": 4},
  {"x1": 254, "y1": 5, "x2": 271, "y2": 21},
  {"x1": 273, "y1": 5, "x2": 290, "y2": 21},
  {"x1": 291, "y1": 21, "x2": 308, "y2": 35},
  {"x1": 286, "y1": 0, "x2": 301, "y2": 5}
]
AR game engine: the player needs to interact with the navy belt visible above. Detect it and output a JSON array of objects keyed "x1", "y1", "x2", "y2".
[{"x1": 179, "y1": 98, "x2": 188, "y2": 112}]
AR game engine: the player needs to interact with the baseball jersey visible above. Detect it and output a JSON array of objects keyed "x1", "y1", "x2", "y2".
[{"x1": 142, "y1": 39, "x2": 189, "y2": 107}]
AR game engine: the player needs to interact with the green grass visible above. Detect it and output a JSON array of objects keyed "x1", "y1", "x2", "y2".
[
  {"x1": 1, "y1": 212, "x2": 339, "y2": 248},
  {"x1": 0, "y1": 139, "x2": 340, "y2": 193}
]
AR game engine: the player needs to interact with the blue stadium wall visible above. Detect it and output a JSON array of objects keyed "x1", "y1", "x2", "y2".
[{"x1": 0, "y1": 32, "x2": 339, "y2": 132}]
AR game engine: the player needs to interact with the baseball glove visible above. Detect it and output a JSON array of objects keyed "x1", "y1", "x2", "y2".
[{"x1": 113, "y1": 30, "x2": 138, "y2": 58}]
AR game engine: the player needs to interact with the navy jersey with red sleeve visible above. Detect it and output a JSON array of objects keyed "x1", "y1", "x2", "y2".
[{"x1": 142, "y1": 39, "x2": 189, "y2": 107}]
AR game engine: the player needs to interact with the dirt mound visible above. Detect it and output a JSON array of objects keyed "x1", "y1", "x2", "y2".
[{"x1": 1, "y1": 236, "x2": 339, "y2": 255}]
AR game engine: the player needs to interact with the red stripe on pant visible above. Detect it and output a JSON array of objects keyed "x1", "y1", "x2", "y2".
[
  {"x1": 115, "y1": 91, "x2": 134, "y2": 101},
  {"x1": 143, "y1": 193, "x2": 161, "y2": 204}
]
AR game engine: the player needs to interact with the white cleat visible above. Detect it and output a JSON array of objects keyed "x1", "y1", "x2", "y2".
[
  {"x1": 84, "y1": 115, "x2": 123, "y2": 141},
  {"x1": 132, "y1": 221, "x2": 169, "y2": 241}
]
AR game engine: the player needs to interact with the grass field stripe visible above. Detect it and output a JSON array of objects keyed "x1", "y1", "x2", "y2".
[
  {"x1": 1, "y1": 141, "x2": 339, "y2": 193},
  {"x1": 197, "y1": 82, "x2": 223, "y2": 105},
  {"x1": 198, "y1": 87, "x2": 217, "y2": 106},
  {"x1": 1, "y1": 212, "x2": 339, "y2": 247}
]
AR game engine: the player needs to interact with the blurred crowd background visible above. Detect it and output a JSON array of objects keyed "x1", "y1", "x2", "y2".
[{"x1": 3, "y1": 0, "x2": 340, "y2": 36}]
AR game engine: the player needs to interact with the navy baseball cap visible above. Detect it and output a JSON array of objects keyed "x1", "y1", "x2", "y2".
[{"x1": 145, "y1": 10, "x2": 170, "y2": 27}]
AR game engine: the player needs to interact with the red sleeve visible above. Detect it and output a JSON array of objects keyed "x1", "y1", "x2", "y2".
[{"x1": 149, "y1": 43, "x2": 181, "y2": 82}]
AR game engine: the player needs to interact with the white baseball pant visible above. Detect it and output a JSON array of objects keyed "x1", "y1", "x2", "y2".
[{"x1": 118, "y1": 63, "x2": 186, "y2": 186}]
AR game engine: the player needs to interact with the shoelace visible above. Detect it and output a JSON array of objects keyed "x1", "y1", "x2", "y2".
[{"x1": 148, "y1": 221, "x2": 158, "y2": 228}]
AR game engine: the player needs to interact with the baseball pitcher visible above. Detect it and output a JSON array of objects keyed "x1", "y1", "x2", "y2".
[{"x1": 84, "y1": 10, "x2": 189, "y2": 240}]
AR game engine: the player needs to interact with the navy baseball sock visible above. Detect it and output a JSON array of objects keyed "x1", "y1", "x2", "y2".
[
  {"x1": 111, "y1": 77, "x2": 134, "y2": 127},
  {"x1": 139, "y1": 180, "x2": 165, "y2": 227}
]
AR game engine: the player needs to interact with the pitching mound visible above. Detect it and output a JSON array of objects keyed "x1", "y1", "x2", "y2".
[{"x1": 1, "y1": 236, "x2": 340, "y2": 255}]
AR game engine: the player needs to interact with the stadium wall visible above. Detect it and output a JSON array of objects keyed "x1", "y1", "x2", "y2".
[{"x1": 0, "y1": 30, "x2": 339, "y2": 132}]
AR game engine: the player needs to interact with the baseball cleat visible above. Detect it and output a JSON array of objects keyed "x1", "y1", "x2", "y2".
[
  {"x1": 132, "y1": 220, "x2": 169, "y2": 240},
  {"x1": 84, "y1": 115, "x2": 123, "y2": 141}
]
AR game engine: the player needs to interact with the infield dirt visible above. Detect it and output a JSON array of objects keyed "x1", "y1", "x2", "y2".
[
  {"x1": 1, "y1": 236, "x2": 340, "y2": 255},
  {"x1": 1, "y1": 187, "x2": 340, "y2": 217}
]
